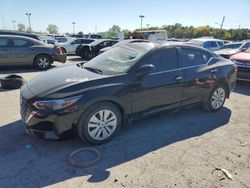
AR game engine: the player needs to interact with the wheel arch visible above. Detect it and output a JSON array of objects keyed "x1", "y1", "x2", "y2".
[
  {"x1": 72, "y1": 99, "x2": 126, "y2": 132},
  {"x1": 217, "y1": 79, "x2": 230, "y2": 98}
]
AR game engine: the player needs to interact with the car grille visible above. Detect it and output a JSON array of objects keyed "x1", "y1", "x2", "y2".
[
  {"x1": 234, "y1": 60, "x2": 250, "y2": 68},
  {"x1": 20, "y1": 96, "x2": 32, "y2": 122}
]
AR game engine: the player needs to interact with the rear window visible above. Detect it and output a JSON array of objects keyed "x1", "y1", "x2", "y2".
[{"x1": 0, "y1": 38, "x2": 9, "y2": 47}]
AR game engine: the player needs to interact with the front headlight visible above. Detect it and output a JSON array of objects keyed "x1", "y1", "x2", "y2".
[{"x1": 33, "y1": 95, "x2": 82, "y2": 110}]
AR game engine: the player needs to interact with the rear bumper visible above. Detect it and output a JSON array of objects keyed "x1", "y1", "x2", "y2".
[{"x1": 52, "y1": 54, "x2": 67, "y2": 63}]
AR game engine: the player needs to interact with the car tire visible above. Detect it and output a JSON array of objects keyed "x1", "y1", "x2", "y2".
[
  {"x1": 0, "y1": 75, "x2": 26, "y2": 89},
  {"x1": 61, "y1": 48, "x2": 67, "y2": 54},
  {"x1": 203, "y1": 84, "x2": 226, "y2": 112},
  {"x1": 34, "y1": 54, "x2": 52, "y2": 70},
  {"x1": 78, "y1": 102, "x2": 122, "y2": 145},
  {"x1": 87, "y1": 51, "x2": 96, "y2": 60}
]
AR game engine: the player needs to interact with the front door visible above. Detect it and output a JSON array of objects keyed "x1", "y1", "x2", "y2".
[{"x1": 131, "y1": 47, "x2": 183, "y2": 115}]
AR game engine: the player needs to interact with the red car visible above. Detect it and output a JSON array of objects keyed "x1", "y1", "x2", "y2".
[{"x1": 230, "y1": 48, "x2": 250, "y2": 81}]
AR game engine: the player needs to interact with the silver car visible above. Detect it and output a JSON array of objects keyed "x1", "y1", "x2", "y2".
[{"x1": 0, "y1": 35, "x2": 66, "y2": 70}]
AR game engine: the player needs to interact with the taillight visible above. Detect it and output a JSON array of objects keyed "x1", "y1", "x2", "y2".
[
  {"x1": 232, "y1": 64, "x2": 237, "y2": 72},
  {"x1": 56, "y1": 47, "x2": 63, "y2": 54}
]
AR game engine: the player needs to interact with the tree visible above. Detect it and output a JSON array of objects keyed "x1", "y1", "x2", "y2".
[
  {"x1": 108, "y1": 25, "x2": 121, "y2": 33},
  {"x1": 17, "y1": 23, "x2": 26, "y2": 32},
  {"x1": 122, "y1": 29, "x2": 131, "y2": 37},
  {"x1": 78, "y1": 31, "x2": 83, "y2": 35},
  {"x1": 46, "y1": 24, "x2": 59, "y2": 34}
]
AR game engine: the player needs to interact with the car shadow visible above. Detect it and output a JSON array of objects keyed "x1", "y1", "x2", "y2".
[
  {"x1": 234, "y1": 80, "x2": 250, "y2": 96},
  {"x1": 0, "y1": 107, "x2": 231, "y2": 187},
  {"x1": 67, "y1": 56, "x2": 86, "y2": 62}
]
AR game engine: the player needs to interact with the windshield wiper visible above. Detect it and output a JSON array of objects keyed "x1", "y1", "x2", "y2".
[{"x1": 84, "y1": 66, "x2": 102, "y2": 74}]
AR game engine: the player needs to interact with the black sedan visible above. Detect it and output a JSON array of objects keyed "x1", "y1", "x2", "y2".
[
  {"x1": 75, "y1": 39, "x2": 118, "y2": 60},
  {"x1": 0, "y1": 35, "x2": 66, "y2": 70},
  {"x1": 20, "y1": 42, "x2": 237, "y2": 144}
]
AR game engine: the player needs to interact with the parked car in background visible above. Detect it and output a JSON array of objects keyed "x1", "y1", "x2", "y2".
[
  {"x1": 55, "y1": 36, "x2": 73, "y2": 43},
  {"x1": 76, "y1": 39, "x2": 118, "y2": 59},
  {"x1": 189, "y1": 38, "x2": 224, "y2": 51},
  {"x1": 20, "y1": 42, "x2": 237, "y2": 144},
  {"x1": 39, "y1": 36, "x2": 58, "y2": 45},
  {"x1": 215, "y1": 41, "x2": 250, "y2": 59},
  {"x1": 230, "y1": 47, "x2": 250, "y2": 81},
  {"x1": 82, "y1": 34, "x2": 102, "y2": 39},
  {"x1": 0, "y1": 35, "x2": 66, "y2": 70},
  {"x1": 99, "y1": 39, "x2": 150, "y2": 54},
  {"x1": 0, "y1": 30, "x2": 40, "y2": 40},
  {"x1": 59, "y1": 38, "x2": 95, "y2": 54}
]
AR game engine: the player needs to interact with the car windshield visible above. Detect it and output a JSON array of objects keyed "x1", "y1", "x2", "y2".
[
  {"x1": 84, "y1": 43, "x2": 153, "y2": 74},
  {"x1": 220, "y1": 43, "x2": 243, "y2": 49}
]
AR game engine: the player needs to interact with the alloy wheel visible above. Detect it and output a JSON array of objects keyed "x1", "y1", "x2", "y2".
[
  {"x1": 87, "y1": 110, "x2": 117, "y2": 141},
  {"x1": 38, "y1": 57, "x2": 49, "y2": 69},
  {"x1": 211, "y1": 87, "x2": 225, "y2": 109}
]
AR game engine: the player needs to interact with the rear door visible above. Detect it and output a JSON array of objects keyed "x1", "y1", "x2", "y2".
[
  {"x1": 0, "y1": 37, "x2": 12, "y2": 65},
  {"x1": 180, "y1": 47, "x2": 213, "y2": 105},
  {"x1": 10, "y1": 38, "x2": 34, "y2": 65},
  {"x1": 131, "y1": 47, "x2": 183, "y2": 114}
]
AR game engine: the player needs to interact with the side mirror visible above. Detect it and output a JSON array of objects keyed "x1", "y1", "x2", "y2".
[
  {"x1": 240, "y1": 48, "x2": 246, "y2": 52},
  {"x1": 136, "y1": 64, "x2": 155, "y2": 79}
]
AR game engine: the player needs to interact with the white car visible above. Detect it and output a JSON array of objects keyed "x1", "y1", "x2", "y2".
[
  {"x1": 59, "y1": 38, "x2": 95, "y2": 54},
  {"x1": 189, "y1": 38, "x2": 224, "y2": 51}
]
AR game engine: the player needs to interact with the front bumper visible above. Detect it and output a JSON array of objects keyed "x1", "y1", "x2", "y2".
[
  {"x1": 20, "y1": 96, "x2": 79, "y2": 140},
  {"x1": 237, "y1": 67, "x2": 250, "y2": 81}
]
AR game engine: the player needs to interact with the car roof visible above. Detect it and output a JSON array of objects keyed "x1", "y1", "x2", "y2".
[
  {"x1": 191, "y1": 38, "x2": 224, "y2": 42},
  {"x1": 0, "y1": 35, "x2": 43, "y2": 44},
  {"x1": 0, "y1": 31, "x2": 39, "y2": 39}
]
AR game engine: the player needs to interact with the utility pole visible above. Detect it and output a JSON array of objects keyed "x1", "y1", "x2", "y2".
[
  {"x1": 139, "y1": 15, "x2": 145, "y2": 30},
  {"x1": 220, "y1": 16, "x2": 225, "y2": 30},
  {"x1": 2, "y1": 14, "x2": 5, "y2": 30},
  {"x1": 12, "y1": 20, "x2": 16, "y2": 30},
  {"x1": 72, "y1": 22, "x2": 76, "y2": 34},
  {"x1": 26, "y1": 13, "x2": 32, "y2": 32}
]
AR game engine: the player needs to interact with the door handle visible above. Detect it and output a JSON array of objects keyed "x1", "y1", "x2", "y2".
[
  {"x1": 210, "y1": 69, "x2": 218, "y2": 73},
  {"x1": 175, "y1": 76, "x2": 183, "y2": 82}
]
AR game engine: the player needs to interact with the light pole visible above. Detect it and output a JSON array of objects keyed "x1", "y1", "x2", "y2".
[
  {"x1": 95, "y1": 26, "x2": 97, "y2": 34},
  {"x1": 25, "y1": 13, "x2": 31, "y2": 32},
  {"x1": 12, "y1": 20, "x2": 16, "y2": 30},
  {"x1": 72, "y1": 22, "x2": 76, "y2": 34},
  {"x1": 139, "y1": 15, "x2": 145, "y2": 30}
]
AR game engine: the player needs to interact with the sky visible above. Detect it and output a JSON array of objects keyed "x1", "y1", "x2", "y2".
[{"x1": 0, "y1": 0, "x2": 250, "y2": 34}]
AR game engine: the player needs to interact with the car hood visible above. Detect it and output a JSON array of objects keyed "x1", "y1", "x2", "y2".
[
  {"x1": 26, "y1": 63, "x2": 112, "y2": 98},
  {"x1": 215, "y1": 49, "x2": 239, "y2": 55},
  {"x1": 230, "y1": 52, "x2": 250, "y2": 61}
]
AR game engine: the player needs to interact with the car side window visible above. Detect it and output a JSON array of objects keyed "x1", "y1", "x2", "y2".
[
  {"x1": 201, "y1": 51, "x2": 212, "y2": 63},
  {"x1": 217, "y1": 41, "x2": 224, "y2": 47},
  {"x1": 0, "y1": 38, "x2": 9, "y2": 47},
  {"x1": 181, "y1": 48, "x2": 204, "y2": 66},
  {"x1": 243, "y1": 42, "x2": 250, "y2": 49},
  {"x1": 210, "y1": 41, "x2": 218, "y2": 48},
  {"x1": 12, "y1": 39, "x2": 30, "y2": 47},
  {"x1": 203, "y1": 42, "x2": 210, "y2": 48},
  {"x1": 142, "y1": 48, "x2": 178, "y2": 72}
]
